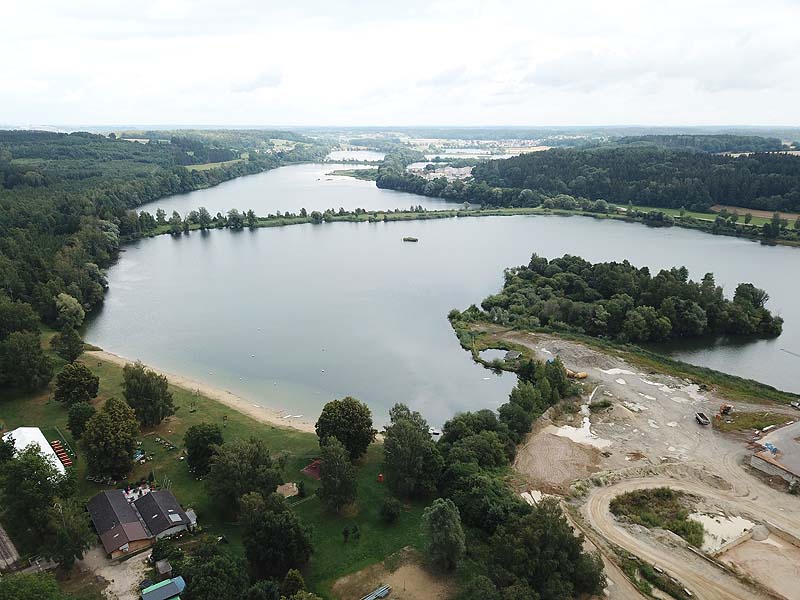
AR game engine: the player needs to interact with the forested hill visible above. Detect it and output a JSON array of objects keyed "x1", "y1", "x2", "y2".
[
  {"x1": 461, "y1": 254, "x2": 783, "y2": 343},
  {"x1": 471, "y1": 146, "x2": 800, "y2": 212},
  {"x1": 614, "y1": 134, "x2": 783, "y2": 153}
]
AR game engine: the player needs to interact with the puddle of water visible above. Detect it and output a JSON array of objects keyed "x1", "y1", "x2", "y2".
[
  {"x1": 554, "y1": 404, "x2": 613, "y2": 449},
  {"x1": 598, "y1": 368, "x2": 635, "y2": 375},
  {"x1": 689, "y1": 513, "x2": 754, "y2": 553},
  {"x1": 615, "y1": 378, "x2": 627, "y2": 385}
]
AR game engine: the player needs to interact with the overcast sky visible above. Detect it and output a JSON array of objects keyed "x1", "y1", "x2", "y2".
[{"x1": 3, "y1": 0, "x2": 799, "y2": 127}]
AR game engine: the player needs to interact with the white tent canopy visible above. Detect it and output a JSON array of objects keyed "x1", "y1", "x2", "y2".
[{"x1": 2, "y1": 426, "x2": 65, "y2": 474}]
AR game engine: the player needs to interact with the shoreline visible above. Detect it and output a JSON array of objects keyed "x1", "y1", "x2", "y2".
[{"x1": 85, "y1": 349, "x2": 317, "y2": 434}]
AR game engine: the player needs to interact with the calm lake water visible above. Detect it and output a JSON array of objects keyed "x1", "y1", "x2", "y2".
[
  {"x1": 86, "y1": 165, "x2": 800, "y2": 427},
  {"x1": 140, "y1": 163, "x2": 452, "y2": 218},
  {"x1": 326, "y1": 150, "x2": 385, "y2": 161}
]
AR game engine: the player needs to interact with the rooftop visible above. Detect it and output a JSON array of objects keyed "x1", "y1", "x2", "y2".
[
  {"x1": 141, "y1": 576, "x2": 186, "y2": 600},
  {"x1": 2, "y1": 426, "x2": 65, "y2": 475},
  {"x1": 756, "y1": 420, "x2": 800, "y2": 477}
]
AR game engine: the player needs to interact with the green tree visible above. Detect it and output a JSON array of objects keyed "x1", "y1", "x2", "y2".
[
  {"x1": 489, "y1": 499, "x2": 606, "y2": 599},
  {"x1": 421, "y1": 498, "x2": 465, "y2": 571},
  {"x1": 318, "y1": 437, "x2": 357, "y2": 513},
  {"x1": 156, "y1": 208, "x2": 166, "y2": 224},
  {"x1": 205, "y1": 437, "x2": 282, "y2": 512},
  {"x1": 54, "y1": 362, "x2": 99, "y2": 405},
  {"x1": 169, "y1": 211, "x2": 183, "y2": 235},
  {"x1": 0, "y1": 296, "x2": 39, "y2": 340},
  {"x1": 0, "y1": 445, "x2": 72, "y2": 536},
  {"x1": 246, "y1": 209, "x2": 258, "y2": 228},
  {"x1": 315, "y1": 396, "x2": 376, "y2": 460},
  {"x1": 458, "y1": 576, "x2": 500, "y2": 600},
  {"x1": 245, "y1": 581, "x2": 280, "y2": 600},
  {"x1": 0, "y1": 572, "x2": 73, "y2": 600},
  {"x1": 51, "y1": 327, "x2": 84, "y2": 362},
  {"x1": 744, "y1": 212, "x2": 753, "y2": 224},
  {"x1": 122, "y1": 361, "x2": 175, "y2": 427},
  {"x1": 67, "y1": 402, "x2": 96, "y2": 439},
  {"x1": 380, "y1": 495, "x2": 402, "y2": 523},
  {"x1": 383, "y1": 403, "x2": 443, "y2": 497},
  {"x1": 81, "y1": 397, "x2": 139, "y2": 478},
  {"x1": 183, "y1": 542, "x2": 249, "y2": 600},
  {"x1": 0, "y1": 331, "x2": 53, "y2": 390},
  {"x1": 55, "y1": 293, "x2": 85, "y2": 329},
  {"x1": 45, "y1": 499, "x2": 94, "y2": 570},
  {"x1": 197, "y1": 207, "x2": 212, "y2": 230},
  {"x1": 240, "y1": 492, "x2": 313, "y2": 578},
  {"x1": 0, "y1": 436, "x2": 14, "y2": 464},
  {"x1": 281, "y1": 569, "x2": 306, "y2": 597},
  {"x1": 184, "y1": 423, "x2": 223, "y2": 476}
]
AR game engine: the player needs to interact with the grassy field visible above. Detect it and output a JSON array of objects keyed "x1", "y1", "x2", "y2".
[
  {"x1": 610, "y1": 487, "x2": 704, "y2": 547},
  {"x1": 184, "y1": 158, "x2": 245, "y2": 171},
  {"x1": 713, "y1": 410, "x2": 789, "y2": 433},
  {"x1": 627, "y1": 203, "x2": 773, "y2": 227},
  {"x1": 0, "y1": 343, "x2": 424, "y2": 599}
]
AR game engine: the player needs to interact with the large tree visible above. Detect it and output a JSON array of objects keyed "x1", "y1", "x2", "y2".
[
  {"x1": 54, "y1": 362, "x2": 99, "y2": 405},
  {"x1": 488, "y1": 499, "x2": 606, "y2": 599},
  {"x1": 0, "y1": 331, "x2": 53, "y2": 390},
  {"x1": 55, "y1": 293, "x2": 85, "y2": 329},
  {"x1": 421, "y1": 498, "x2": 465, "y2": 571},
  {"x1": 67, "y1": 402, "x2": 96, "y2": 439},
  {"x1": 315, "y1": 396, "x2": 376, "y2": 461},
  {"x1": 318, "y1": 437, "x2": 357, "y2": 513},
  {"x1": 0, "y1": 445, "x2": 73, "y2": 537},
  {"x1": 81, "y1": 397, "x2": 139, "y2": 478},
  {"x1": 44, "y1": 499, "x2": 94, "y2": 570},
  {"x1": 184, "y1": 423, "x2": 223, "y2": 476},
  {"x1": 205, "y1": 437, "x2": 282, "y2": 512},
  {"x1": 122, "y1": 361, "x2": 175, "y2": 427},
  {"x1": 183, "y1": 542, "x2": 250, "y2": 600},
  {"x1": 240, "y1": 492, "x2": 313, "y2": 578},
  {"x1": 383, "y1": 403, "x2": 443, "y2": 497},
  {"x1": 50, "y1": 327, "x2": 84, "y2": 362}
]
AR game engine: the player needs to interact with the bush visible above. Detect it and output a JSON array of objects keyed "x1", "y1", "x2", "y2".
[{"x1": 380, "y1": 496, "x2": 402, "y2": 523}]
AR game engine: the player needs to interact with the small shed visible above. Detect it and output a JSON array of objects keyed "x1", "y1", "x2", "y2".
[
  {"x1": 141, "y1": 576, "x2": 186, "y2": 600},
  {"x1": 155, "y1": 559, "x2": 172, "y2": 581}
]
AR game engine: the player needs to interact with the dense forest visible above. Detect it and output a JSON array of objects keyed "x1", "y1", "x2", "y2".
[
  {"x1": 377, "y1": 141, "x2": 800, "y2": 214},
  {"x1": 464, "y1": 254, "x2": 782, "y2": 343},
  {"x1": 614, "y1": 134, "x2": 783, "y2": 153},
  {"x1": 0, "y1": 130, "x2": 327, "y2": 390},
  {"x1": 472, "y1": 146, "x2": 800, "y2": 212}
]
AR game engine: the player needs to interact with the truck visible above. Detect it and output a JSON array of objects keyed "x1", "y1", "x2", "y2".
[{"x1": 695, "y1": 412, "x2": 710, "y2": 426}]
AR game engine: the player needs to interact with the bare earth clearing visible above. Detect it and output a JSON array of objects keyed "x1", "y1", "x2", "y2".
[
  {"x1": 491, "y1": 329, "x2": 800, "y2": 600},
  {"x1": 76, "y1": 545, "x2": 149, "y2": 600},
  {"x1": 331, "y1": 548, "x2": 454, "y2": 600}
]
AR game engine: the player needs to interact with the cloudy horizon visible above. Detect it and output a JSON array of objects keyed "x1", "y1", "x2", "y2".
[{"x1": 3, "y1": 0, "x2": 800, "y2": 127}]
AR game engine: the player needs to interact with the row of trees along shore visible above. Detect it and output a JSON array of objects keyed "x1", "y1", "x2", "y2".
[
  {"x1": 0, "y1": 130, "x2": 328, "y2": 397},
  {"x1": 375, "y1": 144, "x2": 800, "y2": 244}
]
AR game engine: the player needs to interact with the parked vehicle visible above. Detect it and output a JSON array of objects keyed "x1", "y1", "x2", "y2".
[
  {"x1": 695, "y1": 412, "x2": 710, "y2": 426},
  {"x1": 790, "y1": 401, "x2": 800, "y2": 410}
]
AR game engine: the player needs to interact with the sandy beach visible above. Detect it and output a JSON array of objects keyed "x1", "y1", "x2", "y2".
[{"x1": 86, "y1": 349, "x2": 317, "y2": 434}]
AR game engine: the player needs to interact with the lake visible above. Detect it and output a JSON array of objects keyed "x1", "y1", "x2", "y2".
[
  {"x1": 86, "y1": 164, "x2": 800, "y2": 427},
  {"x1": 139, "y1": 163, "x2": 454, "y2": 219}
]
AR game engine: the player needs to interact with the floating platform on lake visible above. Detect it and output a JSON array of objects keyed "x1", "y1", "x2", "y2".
[{"x1": 402, "y1": 236, "x2": 419, "y2": 242}]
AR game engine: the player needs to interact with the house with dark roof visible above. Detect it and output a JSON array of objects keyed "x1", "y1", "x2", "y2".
[
  {"x1": 87, "y1": 491, "x2": 152, "y2": 559},
  {"x1": 133, "y1": 490, "x2": 189, "y2": 539},
  {"x1": 87, "y1": 489, "x2": 191, "y2": 559}
]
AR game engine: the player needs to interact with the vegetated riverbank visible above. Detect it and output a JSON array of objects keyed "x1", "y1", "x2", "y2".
[
  {"x1": 451, "y1": 319, "x2": 800, "y2": 406},
  {"x1": 135, "y1": 203, "x2": 800, "y2": 248}
]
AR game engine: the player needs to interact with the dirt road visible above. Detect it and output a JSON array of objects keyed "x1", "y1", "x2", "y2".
[{"x1": 496, "y1": 330, "x2": 800, "y2": 600}]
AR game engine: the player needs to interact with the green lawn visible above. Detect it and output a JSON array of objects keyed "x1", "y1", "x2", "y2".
[
  {"x1": 184, "y1": 158, "x2": 245, "y2": 171},
  {"x1": 0, "y1": 344, "x2": 425, "y2": 598}
]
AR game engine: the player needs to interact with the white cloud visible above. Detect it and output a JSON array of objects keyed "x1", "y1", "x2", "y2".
[{"x1": 0, "y1": 0, "x2": 798, "y2": 125}]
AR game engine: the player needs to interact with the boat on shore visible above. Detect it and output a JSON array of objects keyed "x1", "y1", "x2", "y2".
[{"x1": 402, "y1": 236, "x2": 419, "y2": 242}]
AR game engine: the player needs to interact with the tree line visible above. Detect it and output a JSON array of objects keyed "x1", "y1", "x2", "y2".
[
  {"x1": 376, "y1": 142, "x2": 800, "y2": 214},
  {"x1": 463, "y1": 253, "x2": 782, "y2": 343}
]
